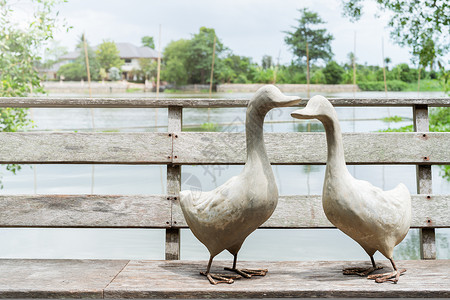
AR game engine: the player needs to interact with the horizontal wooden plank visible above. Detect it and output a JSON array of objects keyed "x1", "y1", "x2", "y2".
[
  {"x1": 172, "y1": 194, "x2": 450, "y2": 228},
  {"x1": 0, "y1": 259, "x2": 128, "y2": 299},
  {"x1": 0, "y1": 195, "x2": 171, "y2": 228},
  {"x1": 0, "y1": 132, "x2": 171, "y2": 164},
  {"x1": 173, "y1": 132, "x2": 450, "y2": 164},
  {"x1": 1, "y1": 259, "x2": 448, "y2": 298},
  {"x1": 105, "y1": 260, "x2": 450, "y2": 298},
  {"x1": 1, "y1": 97, "x2": 449, "y2": 108}
]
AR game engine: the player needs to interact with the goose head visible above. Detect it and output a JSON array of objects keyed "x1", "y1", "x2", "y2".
[
  {"x1": 290, "y1": 95, "x2": 337, "y2": 123},
  {"x1": 250, "y1": 85, "x2": 301, "y2": 113}
]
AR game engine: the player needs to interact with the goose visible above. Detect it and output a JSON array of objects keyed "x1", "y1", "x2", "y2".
[
  {"x1": 180, "y1": 85, "x2": 301, "y2": 285},
  {"x1": 291, "y1": 95, "x2": 411, "y2": 283}
]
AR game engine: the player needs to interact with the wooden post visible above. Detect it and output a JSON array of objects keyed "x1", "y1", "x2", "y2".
[
  {"x1": 306, "y1": 41, "x2": 310, "y2": 98},
  {"x1": 413, "y1": 104, "x2": 436, "y2": 259},
  {"x1": 166, "y1": 106, "x2": 182, "y2": 260}
]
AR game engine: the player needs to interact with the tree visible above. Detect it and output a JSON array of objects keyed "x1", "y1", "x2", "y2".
[
  {"x1": 138, "y1": 58, "x2": 158, "y2": 81},
  {"x1": 261, "y1": 55, "x2": 273, "y2": 69},
  {"x1": 323, "y1": 61, "x2": 344, "y2": 84},
  {"x1": 185, "y1": 27, "x2": 225, "y2": 84},
  {"x1": 161, "y1": 39, "x2": 190, "y2": 84},
  {"x1": 75, "y1": 34, "x2": 100, "y2": 81},
  {"x1": 285, "y1": 8, "x2": 334, "y2": 85},
  {"x1": 57, "y1": 63, "x2": 85, "y2": 81},
  {"x1": 96, "y1": 40, "x2": 124, "y2": 73},
  {"x1": 141, "y1": 36, "x2": 155, "y2": 49},
  {"x1": 0, "y1": 0, "x2": 66, "y2": 187},
  {"x1": 341, "y1": 0, "x2": 449, "y2": 71}
]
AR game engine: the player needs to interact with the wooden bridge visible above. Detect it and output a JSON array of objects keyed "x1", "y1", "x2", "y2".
[{"x1": 0, "y1": 97, "x2": 449, "y2": 298}]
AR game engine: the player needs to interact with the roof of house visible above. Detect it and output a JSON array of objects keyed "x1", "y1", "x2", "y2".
[{"x1": 59, "y1": 42, "x2": 159, "y2": 60}]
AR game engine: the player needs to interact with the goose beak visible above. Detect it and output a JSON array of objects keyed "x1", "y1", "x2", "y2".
[
  {"x1": 276, "y1": 95, "x2": 302, "y2": 107},
  {"x1": 290, "y1": 107, "x2": 317, "y2": 119}
]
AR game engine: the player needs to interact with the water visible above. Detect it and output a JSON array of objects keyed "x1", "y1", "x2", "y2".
[{"x1": 0, "y1": 91, "x2": 449, "y2": 261}]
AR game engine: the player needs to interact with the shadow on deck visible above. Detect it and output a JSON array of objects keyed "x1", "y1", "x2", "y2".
[{"x1": 0, "y1": 259, "x2": 449, "y2": 298}]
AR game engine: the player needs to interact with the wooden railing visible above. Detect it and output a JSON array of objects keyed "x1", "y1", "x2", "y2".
[{"x1": 0, "y1": 97, "x2": 449, "y2": 261}]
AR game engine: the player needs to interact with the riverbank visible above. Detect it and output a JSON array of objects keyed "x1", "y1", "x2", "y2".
[
  {"x1": 43, "y1": 81, "x2": 445, "y2": 94},
  {"x1": 43, "y1": 81, "x2": 360, "y2": 94}
]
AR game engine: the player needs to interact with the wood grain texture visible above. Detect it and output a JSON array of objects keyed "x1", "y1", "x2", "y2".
[
  {"x1": 0, "y1": 195, "x2": 171, "y2": 228},
  {"x1": 172, "y1": 195, "x2": 450, "y2": 228},
  {"x1": 104, "y1": 260, "x2": 450, "y2": 298},
  {"x1": 166, "y1": 106, "x2": 182, "y2": 260},
  {"x1": 1, "y1": 97, "x2": 450, "y2": 108},
  {"x1": 0, "y1": 259, "x2": 128, "y2": 298},
  {"x1": 172, "y1": 132, "x2": 450, "y2": 165},
  {"x1": 0, "y1": 132, "x2": 172, "y2": 164}
]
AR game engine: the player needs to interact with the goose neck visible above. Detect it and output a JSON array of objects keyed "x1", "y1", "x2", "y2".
[{"x1": 322, "y1": 115, "x2": 348, "y2": 174}]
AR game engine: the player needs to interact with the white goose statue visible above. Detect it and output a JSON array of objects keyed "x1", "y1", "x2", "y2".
[
  {"x1": 291, "y1": 95, "x2": 411, "y2": 283},
  {"x1": 180, "y1": 85, "x2": 301, "y2": 285}
]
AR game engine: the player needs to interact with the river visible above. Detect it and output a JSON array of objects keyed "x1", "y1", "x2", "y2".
[{"x1": 0, "y1": 90, "x2": 448, "y2": 261}]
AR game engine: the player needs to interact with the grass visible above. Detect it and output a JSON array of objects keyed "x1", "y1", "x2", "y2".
[
  {"x1": 406, "y1": 79, "x2": 445, "y2": 92},
  {"x1": 126, "y1": 87, "x2": 142, "y2": 93},
  {"x1": 382, "y1": 115, "x2": 403, "y2": 123}
]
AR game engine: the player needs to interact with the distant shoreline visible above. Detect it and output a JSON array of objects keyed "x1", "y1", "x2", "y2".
[{"x1": 42, "y1": 81, "x2": 359, "y2": 94}]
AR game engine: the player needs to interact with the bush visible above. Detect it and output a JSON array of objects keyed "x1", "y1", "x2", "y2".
[
  {"x1": 323, "y1": 61, "x2": 344, "y2": 84},
  {"x1": 57, "y1": 63, "x2": 85, "y2": 81},
  {"x1": 357, "y1": 80, "x2": 408, "y2": 91}
]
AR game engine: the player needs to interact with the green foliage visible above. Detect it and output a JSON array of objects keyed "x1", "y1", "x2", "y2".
[
  {"x1": 379, "y1": 125, "x2": 413, "y2": 132},
  {"x1": 108, "y1": 67, "x2": 121, "y2": 81},
  {"x1": 74, "y1": 34, "x2": 100, "y2": 81},
  {"x1": 96, "y1": 40, "x2": 124, "y2": 73},
  {"x1": 391, "y1": 63, "x2": 418, "y2": 83},
  {"x1": 261, "y1": 55, "x2": 273, "y2": 69},
  {"x1": 141, "y1": 36, "x2": 155, "y2": 49},
  {"x1": 323, "y1": 61, "x2": 344, "y2": 84},
  {"x1": 162, "y1": 58, "x2": 188, "y2": 85},
  {"x1": 138, "y1": 58, "x2": 157, "y2": 81},
  {"x1": 185, "y1": 27, "x2": 225, "y2": 84},
  {"x1": 341, "y1": 0, "x2": 449, "y2": 70},
  {"x1": 161, "y1": 39, "x2": 190, "y2": 84},
  {"x1": 57, "y1": 63, "x2": 85, "y2": 81},
  {"x1": 0, "y1": 0, "x2": 66, "y2": 187},
  {"x1": 357, "y1": 80, "x2": 407, "y2": 91},
  {"x1": 216, "y1": 54, "x2": 256, "y2": 83},
  {"x1": 310, "y1": 69, "x2": 326, "y2": 84},
  {"x1": 382, "y1": 115, "x2": 403, "y2": 123},
  {"x1": 284, "y1": 8, "x2": 334, "y2": 65}
]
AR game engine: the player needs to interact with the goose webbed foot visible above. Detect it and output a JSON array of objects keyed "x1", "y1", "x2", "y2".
[
  {"x1": 367, "y1": 268, "x2": 406, "y2": 283},
  {"x1": 224, "y1": 267, "x2": 268, "y2": 278},
  {"x1": 343, "y1": 266, "x2": 383, "y2": 276},
  {"x1": 200, "y1": 271, "x2": 242, "y2": 285},
  {"x1": 367, "y1": 258, "x2": 406, "y2": 283}
]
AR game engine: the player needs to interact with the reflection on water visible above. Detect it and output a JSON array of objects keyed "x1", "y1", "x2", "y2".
[{"x1": 0, "y1": 91, "x2": 449, "y2": 260}]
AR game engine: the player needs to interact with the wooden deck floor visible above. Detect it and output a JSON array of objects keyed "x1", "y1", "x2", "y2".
[{"x1": 0, "y1": 259, "x2": 449, "y2": 298}]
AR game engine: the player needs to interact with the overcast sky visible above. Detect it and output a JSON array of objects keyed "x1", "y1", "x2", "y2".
[{"x1": 44, "y1": 0, "x2": 423, "y2": 66}]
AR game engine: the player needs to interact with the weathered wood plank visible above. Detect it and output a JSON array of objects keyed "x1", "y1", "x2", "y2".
[
  {"x1": 173, "y1": 132, "x2": 450, "y2": 165},
  {"x1": 104, "y1": 260, "x2": 450, "y2": 298},
  {"x1": 1, "y1": 97, "x2": 450, "y2": 108},
  {"x1": 414, "y1": 105, "x2": 437, "y2": 260},
  {"x1": 0, "y1": 259, "x2": 129, "y2": 299},
  {"x1": 172, "y1": 195, "x2": 450, "y2": 228},
  {"x1": 0, "y1": 132, "x2": 172, "y2": 164},
  {"x1": 0, "y1": 195, "x2": 171, "y2": 228},
  {"x1": 166, "y1": 106, "x2": 182, "y2": 260}
]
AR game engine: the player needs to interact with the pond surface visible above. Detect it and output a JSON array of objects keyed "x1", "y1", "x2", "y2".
[{"x1": 0, "y1": 90, "x2": 449, "y2": 261}]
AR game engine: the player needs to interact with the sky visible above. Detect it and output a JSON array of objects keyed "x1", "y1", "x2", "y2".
[{"x1": 16, "y1": 0, "x2": 424, "y2": 66}]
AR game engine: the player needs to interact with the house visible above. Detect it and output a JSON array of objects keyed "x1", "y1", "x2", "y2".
[{"x1": 54, "y1": 42, "x2": 160, "y2": 80}]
